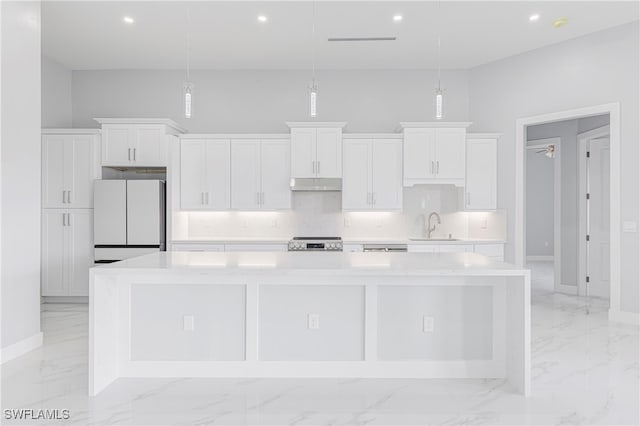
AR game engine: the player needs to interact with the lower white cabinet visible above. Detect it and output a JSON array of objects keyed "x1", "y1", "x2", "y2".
[
  {"x1": 408, "y1": 244, "x2": 473, "y2": 253},
  {"x1": 342, "y1": 138, "x2": 403, "y2": 211},
  {"x1": 473, "y1": 243, "x2": 504, "y2": 261},
  {"x1": 169, "y1": 243, "x2": 225, "y2": 252},
  {"x1": 41, "y1": 209, "x2": 93, "y2": 296}
]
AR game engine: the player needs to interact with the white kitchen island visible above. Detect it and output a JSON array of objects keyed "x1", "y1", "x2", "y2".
[{"x1": 89, "y1": 251, "x2": 530, "y2": 396}]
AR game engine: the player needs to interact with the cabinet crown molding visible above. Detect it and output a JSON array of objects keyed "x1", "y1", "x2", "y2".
[
  {"x1": 286, "y1": 122, "x2": 347, "y2": 129},
  {"x1": 42, "y1": 128, "x2": 101, "y2": 135},
  {"x1": 398, "y1": 122, "x2": 472, "y2": 129},
  {"x1": 467, "y1": 133, "x2": 502, "y2": 139},
  {"x1": 94, "y1": 118, "x2": 187, "y2": 134}
]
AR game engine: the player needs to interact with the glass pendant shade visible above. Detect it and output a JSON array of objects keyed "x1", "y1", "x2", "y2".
[
  {"x1": 435, "y1": 87, "x2": 444, "y2": 120},
  {"x1": 184, "y1": 82, "x2": 194, "y2": 119},
  {"x1": 309, "y1": 81, "x2": 318, "y2": 118}
]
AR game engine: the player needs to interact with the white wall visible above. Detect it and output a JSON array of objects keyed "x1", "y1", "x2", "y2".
[
  {"x1": 41, "y1": 55, "x2": 72, "y2": 128},
  {"x1": 1, "y1": 1, "x2": 42, "y2": 351},
  {"x1": 469, "y1": 22, "x2": 639, "y2": 313},
  {"x1": 71, "y1": 69, "x2": 470, "y2": 132},
  {"x1": 525, "y1": 147, "x2": 554, "y2": 258}
]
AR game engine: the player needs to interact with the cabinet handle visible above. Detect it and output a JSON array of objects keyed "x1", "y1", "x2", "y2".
[
  {"x1": 317, "y1": 161, "x2": 320, "y2": 175},
  {"x1": 431, "y1": 161, "x2": 435, "y2": 175},
  {"x1": 437, "y1": 161, "x2": 440, "y2": 174},
  {"x1": 133, "y1": 148, "x2": 136, "y2": 161},
  {"x1": 67, "y1": 190, "x2": 71, "y2": 204},
  {"x1": 62, "y1": 213, "x2": 66, "y2": 226},
  {"x1": 62, "y1": 190, "x2": 66, "y2": 204},
  {"x1": 128, "y1": 148, "x2": 131, "y2": 161},
  {"x1": 67, "y1": 213, "x2": 71, "y2": 227},
  {"x1": 312, "y1": 161, "x2": 316, "y2": 174}
]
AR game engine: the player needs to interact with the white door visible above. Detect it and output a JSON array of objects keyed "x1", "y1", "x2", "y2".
[
  {"x1": 231, "y1": 140, "x2": 262, "y2": 210},
  {"x1": 42, "y1": 210, "x2": 66, "y2": 296},
  {"x1": 180, "y1": 140, "x2": 207, "y2": 209},
  {"x1": 403, "y1": 128, "x2": 436, "y2": 179},
  {"x1": 102, "y1": 125, "x2": 132, "y2": 165},
  {"x1": 260, "y1": 140, "x2": 291, "y2": 210},
  {"x1": 316, "y1": 128, "x2": 342, "y2": 178},
  {"x1": 371, "y1": 139, "x2": 403, "y2": 210},
  {"x1": 435, "y1": 128, "x2": 466, "y2": 179},
  {"x1": 342, "y1": 140, "x2": 371, "y2": 210},
  {"x1": 42, "y1": 135, "x2": 67, "y2": 208},
  {"x1": 127, "y1": 180, "x2": 161, "y2": 245},
  {"x1": 465, "y1": 138, "x2": 497, "y2": 210},
  {"x1": 290, "y1": 128, "x2": 316, "y2": 178},
  {"x1": 93, "y1": 180, "x2": 127, "y2": 245},
  {"x1": 68, "y1": 135, "x2": 98, "y2": 208},
  {"x1": 204, "y1": 139, "x2": 231, "y2": 209},
  {"x1": 133, "y1": 125, "x2": 166, "y2": 165},
  {"x1": 67, "y1": 209, "x2": 93, "y2": 296},
  {"x1": 587, "y1": 138, "x2": 610, "y2": 299}
]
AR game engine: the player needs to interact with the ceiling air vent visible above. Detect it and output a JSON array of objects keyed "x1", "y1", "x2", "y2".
[{"x1": 327, "y1": 37, "x2": 397, "y2": 42}]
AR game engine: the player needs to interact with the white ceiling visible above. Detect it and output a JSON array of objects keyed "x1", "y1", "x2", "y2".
[{"x1": 42, "y1": 1, "x2": 639, "y2": 70}]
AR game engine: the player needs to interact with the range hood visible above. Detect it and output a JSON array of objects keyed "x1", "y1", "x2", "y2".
[{"x1": 290, "y1": 178, "x2": 342, "y2": 192}]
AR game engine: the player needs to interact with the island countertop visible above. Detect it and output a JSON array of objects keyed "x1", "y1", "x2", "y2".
[{"x1": 93, "y1": 251, "x2": 527, "y2": 277}]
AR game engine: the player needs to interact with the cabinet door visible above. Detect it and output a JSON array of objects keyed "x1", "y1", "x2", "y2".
[
  {"x1": 466, "y1": 138, "x2": 497, "y2": 210},
  {"x1": 67, "y1": 210, "x2": 93, "y2": 296},
  {"x1": 204, "y1": 139, "x2": 231, "y2": 210},
  {"x1": 102, "y1": 125, "x2": 132, "y2": 165},
  {"x1": 260, "y1": 140, "x2": 291, "y2": 210},
  {"x1": 42, "y1": 135, "x2": 67, "y2": 208},
  {"x1": 180, "y1": 140, "x2": 206, "y2": 209},
  {"x1": 133, "y1": 125, "x2": 167, "y2": 166},
  {"x1": 403, "y1": 128, "x2": 436, "y2": 179},
  {"x1": 42, "y1": 210, "x2": 66, "y2": 296},
  {"x1": 231, "y1": 140, "x2": 262, "y2": 210},
  {"x1": 435, "y1": 128, "x2": 466, "y2": 179},
  {"x1": 290, "y1": 128, "x2": 316, "y2": 178},
  {"x1": 371, "y1": 139, "x2": 403, "y2": 210},
  {"x1": 342, "y1": 140, "x2": 371, "y2": 211},
  {"x1": 68, "y1": 135, "x2": 98, "y2": 208},
  {"x1": 316, "y1": 128, "x2": 342, "y2": 178}
]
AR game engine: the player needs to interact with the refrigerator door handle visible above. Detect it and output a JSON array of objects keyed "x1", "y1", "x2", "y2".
[
  {"x1": 128, "y1": 148, "x2": 131, "y2": 161},
  {"x1": 133, "y1": 148, "x2": 136, "y2": 161}
]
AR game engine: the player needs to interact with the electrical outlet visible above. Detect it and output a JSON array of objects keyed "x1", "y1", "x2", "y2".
[
  {"x1": 422, "y1": 316, "x2": 434, "y2": 333},
  {"x1": 272, "y1": 219, "x2": 279, "y2": 228},
  {"x1": 344, "y1": 217, "x2": 352, "y2": 228},
  {"x1": 481, "y1": 218, "x2": 488, "y2": 229},
  {"x1": 307, "y1": 313, "x2": 320, "y2": 330},
  {"x1": 183, "y1": 315, "x2": 195, "y2": 331}
]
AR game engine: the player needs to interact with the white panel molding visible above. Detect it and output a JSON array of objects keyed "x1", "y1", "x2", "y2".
[
  {"x1": 0, "y1": 332, "x2": 43, "y2": 364},
  {"x1": 608, "y1": 309, "x2": 639, "y2": 326}
]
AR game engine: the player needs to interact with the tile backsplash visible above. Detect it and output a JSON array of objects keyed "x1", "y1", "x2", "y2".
[{"x1": 173, "y1": 186, "x2": 507, "y2": 241}]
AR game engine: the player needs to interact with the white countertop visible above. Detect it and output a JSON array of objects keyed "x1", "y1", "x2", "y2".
[
  {"x1": 93, "y1": 251, "x2": 526, "y2": 276},
  {"x1": 171, "y1": 238, "x2": 506, "y2": 245}
]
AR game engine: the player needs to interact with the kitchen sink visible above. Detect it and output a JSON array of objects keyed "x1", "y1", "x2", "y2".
[{"x1": 409, "y1": 238, "x2": 461, "y2": 241}]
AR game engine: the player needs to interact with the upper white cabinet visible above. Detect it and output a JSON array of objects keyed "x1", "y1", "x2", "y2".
[
  {"x1": 342, "y1": 136, "x2": 403, "y2": 211},
  {"x1": 465, "y1": 134, "x2": 499, "y2": 211},
  {"x1": 96, "y1": 118, "x2": 186, "y2": 167},
  {"x1": 180, "y1": 138, "x2": 230, "y2": 210},
  {"x1": 401, "y1": 122, "x2": 471, "y2": 187},
  {"x1": 42, "y1": 130, "x2": 100, "y2": 209},
  {"x1": 231, "y1": 139, "x2": 291, "y2": 210},
  {"x1": 287, "y1": 122, "x2": 346, "y2": 178}
]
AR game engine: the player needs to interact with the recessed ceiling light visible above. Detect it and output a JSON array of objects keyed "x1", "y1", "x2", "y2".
[
  {"x1": 393, "y1": 15, "x2": 403, "y2": 22},
  {"x1": 552, "y1": 17, "x2": 568, "y2": 28},
  {"x1": 123, "y1": 16, "x2": 135, "y2": 24},
  {"x1": 529, "y1": 14, "x2": 540, "y2": 22},
  {"x1": 257, "y1": 15, "x2": 268, "y2": 23}
]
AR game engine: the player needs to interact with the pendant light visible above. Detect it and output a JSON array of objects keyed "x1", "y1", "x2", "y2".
[
  {"x1": 183, "y1": 8, "x2": 193, "y2": 119},
  {"x1": 435, "y1": 2, "x2": 445, "y2": 120},
  {"x1": 309, "y1": 0, "x2": 318, "y2": 118}
]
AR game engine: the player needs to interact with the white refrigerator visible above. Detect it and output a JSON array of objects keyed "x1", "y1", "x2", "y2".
[{"x1": 94, "y1": 180, "x2": 165, "y2": 263}]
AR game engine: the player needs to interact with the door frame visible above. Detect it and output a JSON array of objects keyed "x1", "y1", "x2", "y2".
[
  {"x1": 525, "y1": 138, "x2": 565, "y2": 293},
  {"x1": 515, "y1": 103, "x2": 621, "y2": 319},
  {"x1": 577, "y1": 125, "x2": 610, "y2": 299}
]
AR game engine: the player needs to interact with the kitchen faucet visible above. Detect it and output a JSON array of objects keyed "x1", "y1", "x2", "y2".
[{"x1": 426, "y1": 212, "x2": 441, "y2": 239}]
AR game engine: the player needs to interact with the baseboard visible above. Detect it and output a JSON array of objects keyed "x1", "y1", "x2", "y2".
[
  {"x1": 556, "y1": 284, "x2": 579, "y2": 295},
  {"x1": 0, "y1": 332, "x2": 43, "y2": 364},
  {"x1": 609, "y1": 309, "x2": 640, "y2": 326},
  {"x1": 42, "y1": 296, "x2": 88, "y2": 304},
  {"x1": 526, "y1": 255, "x2": 554, "y2": 262}
]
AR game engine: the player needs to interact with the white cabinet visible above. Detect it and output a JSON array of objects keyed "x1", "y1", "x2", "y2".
[
  {"x1": 342, "y1": 138, "x2": 403, "y2": 211},
  {"x1": 465, "y1": 134, "x2": 499, "y2": 211},
  {"x1": 288, "y1": 123, "x2": 345, "y2": 178},
  {"x1": 96, "y1": 119, "x2": 185, "y2": 167},
  {"x1": 42, "y1": 132, "x2": 99, "y2": 209},
  {"x1": 169, "y1": 243, "x2": 225, "y2": 252},
  {"x1": 408, "y1": 244, "x2": 473, "y2": 253},
  {"x1": 41, "y1": 209, "x2": 93, "y2": 296},
  {"x1": 231, "y1": 139, "x2": 291, "y2": 210},
  {"x1": 401, "y1": 123, "x2": 470, "y2": 187},
  {"x1": 473, "y1": 243, "x2": 504, "y2": 261},
  {"x1": 224, "y1": 244, "x2": 288, "y2": 252},
  {"x1": 180, "y1": 139, "x2": 230, "y2": 210}
]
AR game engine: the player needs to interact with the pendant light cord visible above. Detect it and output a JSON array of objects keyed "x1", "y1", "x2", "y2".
[
  {"x1": 186, "y1": 7, "x2": 191, "y2": 82},
  {"x1": 437, "y1": 0, "x2": 442, "y2": 90},
  {"x1": 311, "y1": 0, "x2": 316, "y2": 84}
]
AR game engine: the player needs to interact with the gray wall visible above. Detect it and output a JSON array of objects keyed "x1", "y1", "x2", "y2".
[
  {"x1": 71, "y1": 69, "x2": 470, "y2": 132},
  {"x1": 470, "y1": 22, "x2": 638, "y2": 313},
  {"x1": 1, "y1": 1, "x2": 42, "y2": 350},
  {"x1": 525, "y1": 146, "x2": 554, "y2": 258},
  {"x1": 42, "y1": 56, "x2": 72, "y2": 128}
]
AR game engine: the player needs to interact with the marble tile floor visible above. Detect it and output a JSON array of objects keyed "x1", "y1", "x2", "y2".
[{"x1": 1, "y1": 268, "x2": 638, "y2": 425}]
